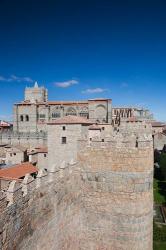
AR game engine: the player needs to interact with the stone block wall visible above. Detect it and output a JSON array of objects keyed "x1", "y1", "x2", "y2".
[
  {"x1": 0, "y1": 126, "x2": 153, "y2": 250},
  {"x1": 0, "y1": 162, "x2": 83, "y2": 250},
  {"x1": 0, "y1": 131, "x2": 47, "y2": 148},
  {"x1": 77, "y1": 131, "x2": 153, "y2": 250}
]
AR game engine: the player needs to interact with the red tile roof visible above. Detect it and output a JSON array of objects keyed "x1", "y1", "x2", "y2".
[
  {"x1": 47, "y1": 101, "x2": 88, "y2": 105},
  {"x1": 15, "y1": 98, "x2": 111, "y2": 106},
  {"x1": 0, "y1": 163, "x2": 38, "y2": 180},
  {"x1": 5, "y1": 145, "x2": 27, "y2": 153},
  {"x1": 89, "y1": 124, "x2": 101, "y2": 130},
  {"x1": 151, "y1": 121, "x2": 165, "y2": 127},
  {"x1": 48, "y1": 115, "x2": 93, "y2": 125},
  {"x1": 0, "y1": 121, "x2": 12, "y2": 127},
  {"x1": 28, "y1": 147, "x2": 48, "y2": 155}
]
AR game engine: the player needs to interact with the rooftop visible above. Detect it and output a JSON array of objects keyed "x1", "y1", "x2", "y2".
[
  {"x1": 28, "y1": 147, "x2": 48, "y2": 155},
  {"x1": 15, "y1": 98, "x2": 111, "y2": 106},
  {"x1": 150, "y1": 121, "x2": 166, "y2": 127},
  {"x1": 89, "y1": 124, "x2": 102, "y2": 130},
  {"x1": 5, "y1": 145, "x2": 27, "y2": 153},
  {"x1": 0, "y1": 162, "x2": 38, "y2": 180},
  {"x1": 0, "y1": 120, "x2": 12, "y2": 127}
]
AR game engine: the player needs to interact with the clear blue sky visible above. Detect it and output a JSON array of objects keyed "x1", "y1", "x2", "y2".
[{"x1": 0, "y1": 0, "x2": 166, "y2": 121}]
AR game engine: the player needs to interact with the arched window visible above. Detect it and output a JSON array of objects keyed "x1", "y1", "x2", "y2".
[
  {"x1": 25, "y1": 115, "x2": 29, "y2": 122},
  {"x1": 80, "y1": 107, "x2": 88, "y2": 118},
  {"x1": 52, "y1": 113, "x2": 60, "y2": 118},
  {"x1": 66, "y1": 107, "x2": 77, "y2": 116},
  {"x1": 20, "y1": 115, "x2": 24, "y2": 122}
]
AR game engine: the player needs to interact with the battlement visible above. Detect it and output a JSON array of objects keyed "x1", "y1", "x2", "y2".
[
  {"x1": 0, "y1": 121, "x2": 153, "y2": 250},
  {"x1": 0, "y1": 131, "x2": 47, "y2": 147},
  {"x1": 0, "y1": 159, "x2": 77, "y2": 212},
  {"x1": 78, "y1": 128, "x2": 153, "y2": 150},
  {"x1": 118, "y1": 121, "x2": 152, "y2": 133}
]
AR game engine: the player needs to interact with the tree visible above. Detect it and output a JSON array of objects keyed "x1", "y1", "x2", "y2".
[{"x1": 159, "y1": 153, "x2": 166, "y2": 181}]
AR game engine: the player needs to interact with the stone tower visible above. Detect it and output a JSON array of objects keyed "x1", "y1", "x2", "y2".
[
  {"x1": 77, "y1": 123, "x2": 153, "y2": 250},
  {"x1": 24, "y1": 82, "x2": 48, "y2": 103}
]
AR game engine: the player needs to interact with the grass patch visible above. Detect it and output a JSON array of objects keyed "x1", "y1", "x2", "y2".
[
  {"x1": 154, "y1": 179, "x2": 166, "y2": 204},
  {"x1": 154, "y1": 241, "x2": 166, "y2": 250},
  {"x1": 153, "y1": 222, "x2": 166, "y2": 250}
]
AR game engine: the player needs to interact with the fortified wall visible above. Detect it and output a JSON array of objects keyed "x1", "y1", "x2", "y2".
[
  {"x1": 0, "y1": 131, "x2": 47, "y2": 147},
  {"x1": 77, "y1": 129, "x2": 153, "y2": 249},
  {"x1": 0, "y1": 124, "x2": 153, "y2": 250}
]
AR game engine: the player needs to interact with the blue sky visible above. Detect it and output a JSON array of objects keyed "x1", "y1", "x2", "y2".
[{"x1": 0, "y1": 0, "x2": 166, "y2": 121}]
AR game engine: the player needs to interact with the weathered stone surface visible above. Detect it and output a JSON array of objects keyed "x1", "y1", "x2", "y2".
[{"x1": 0, "y1": 124, "x2": 153, "y2": 250}]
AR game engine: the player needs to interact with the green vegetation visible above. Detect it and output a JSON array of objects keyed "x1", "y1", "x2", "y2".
[
  {"x1": 154, "y1": 222, "x2": 166, "y2": 241},
  {"x1": 153, "y1": 151, "x2": 166, "y2": 249},
  {"x1": 154, "y1": 179, "x2": 166, "y2": 204},
  {"x1": 159, "y1": 153, "x2": 166, "y2": 181},
  {"x1": 154, "y1": 241, "x2": 166, "y2": 250},
  {"x1": 153, "y1": 222, "x2": 166, "y2": 250},
  {"x1": 154, "y1": 223, "x2": 166, "y2": 250}
]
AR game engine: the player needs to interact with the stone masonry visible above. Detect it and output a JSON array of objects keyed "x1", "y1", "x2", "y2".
[{"x1": 0, "y1": 121, "x2": 153, "y2": 250}]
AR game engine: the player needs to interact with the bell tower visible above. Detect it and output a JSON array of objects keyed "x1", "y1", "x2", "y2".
[{"x1": 24, "y1": 82, "x2": 48, "y2": 103}]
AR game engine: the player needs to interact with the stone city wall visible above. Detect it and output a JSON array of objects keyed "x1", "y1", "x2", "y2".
[
  {"x1": 0, "y1": 131, "x2": 47, "y2": 148},
  {"x1": 0, "y1": 129, "x2": 153, "y2": 250},
  {"x1": 77, "y1": 132, "x2": 153, "y2": 250},
  {"x1": 0, "y1": 161, "x2": 83, "y2": 250}
]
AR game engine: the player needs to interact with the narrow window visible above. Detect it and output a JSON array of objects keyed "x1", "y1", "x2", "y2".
[
  {"x1": 102, "y1": 139, "x2": 104, "y2": 142},
  {"x1": 63, "y1": 126, "x2": 66, "y2": 131},
  {"x1": 26, "y1": 115, "x2": 29, "y2": 122},
  {"x1": 102, "y1": 127, "x2": 105, "y2": 130},
  {"x1": 44, "y1": 154, "x2": 47, "y2": 157},
  {"x1": 10, "y1": 153, "x2": 12, "y2": 157},
  {"x1": 14, "y1": 153, "x2": 16, "y2": 156},
  {"x1": 62, "y1": 137, "x2": 67, "y2": 144},
  {"x1": 136, "y1": 138, "x2": 138, "y2": 148},
  {"x1": 20, "y1": 115, "x2": 24, "y2": 122}
]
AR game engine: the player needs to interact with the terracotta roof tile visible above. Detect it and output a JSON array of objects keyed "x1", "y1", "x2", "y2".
[
  {"x1": 151, "y1": 121, "x2": 165, "y2": 127},
  {"x1": 0, "y1": 163, "x2": 38, "y2": 180},
  {"x1": 89, "y1": 124, "x2": 101, "y2": 130},
  {"x1": 28, "y1": 147, "x2": 48, "y2": 155},
  {"x1": 0, "y1": 121, "x2": 12, "y2": 127},
  {"x1": 5, "y1": 145, "x2": 27, "y2": 153}
]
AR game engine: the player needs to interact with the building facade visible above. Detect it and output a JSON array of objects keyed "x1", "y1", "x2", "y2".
[
  {"x1": 13, "y1": 82, "x2": 153, "y2": 133},
  {"x1": 13, "y1": 83, "x2": 112, "y2": 132}
]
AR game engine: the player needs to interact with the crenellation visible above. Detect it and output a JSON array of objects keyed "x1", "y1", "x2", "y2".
[
  {"x1": 21, "y1": 174, "x2": 35, "y2": 197},
  {"x1": 0, "y1": 85, "x2": 154, "y2": 249},
  {"x1": 6, "y1": 181, "x2": 23, "y2": 206}
]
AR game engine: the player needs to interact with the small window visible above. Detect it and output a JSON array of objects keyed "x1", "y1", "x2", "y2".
[
  {"x1": 62, "y1": 137, "x2": 67, "y2": 144},
  {"x1": 10, "y1": 153, "x2": 12, "y2": 157},
  {"x1": 14, "y1": 153, "x2": 16, "y2": 156},
  {"x1": 90, "y1": 138, "x2": 92, "y2": 141},
  {"x1": 102, "y1": 139, "x2": 104, "y2": 142},
  {"x1": 63, "y1": 126, "x2": 66, "y2": 131},
  {"x1": 102, "y1": 127, "x2": 105, "y2": 130},
  {"x1": 136, "y1": 137, "x2": 138, "y2": 148},
  {"x1": 26, "y1": 115, "x2": 29, "y2": 122},
  {"x1": 39, "y1": 114, "x2": 45, "y2": 119},
  {"x1": 20, "y1": 115, "x2": 24, "y2": 122},
  {"x1": 44, "y1": 154, "x2": 47, "y2": 158},
  {"x1": 52, "y1": 113, "x2": 60, "y2": 118}
]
